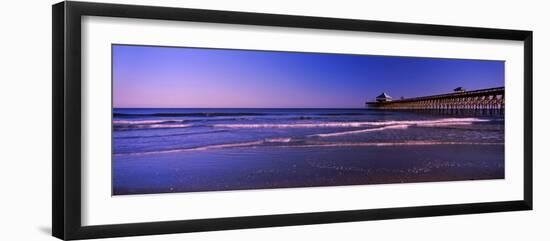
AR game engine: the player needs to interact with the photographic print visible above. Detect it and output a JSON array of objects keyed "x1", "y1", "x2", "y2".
[{"x1": 112, "y1": 44, "x2": 505, "y2": 195}]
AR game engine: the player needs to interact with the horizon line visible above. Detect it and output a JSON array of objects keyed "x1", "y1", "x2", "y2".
[{"x1": 112, "y1": 107, "x2": 371, "y2": 109}]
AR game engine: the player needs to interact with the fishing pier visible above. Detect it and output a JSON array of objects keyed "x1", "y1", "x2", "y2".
[{"x1": 366, "y1": 87, "x2": 504, "y2": 111}]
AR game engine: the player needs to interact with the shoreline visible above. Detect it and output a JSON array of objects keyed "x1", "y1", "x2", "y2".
[{"x1": 113, "y1": 144, "x2": 504, "y2": 195}]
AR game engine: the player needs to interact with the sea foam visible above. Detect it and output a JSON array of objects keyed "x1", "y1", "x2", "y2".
[{"x1": 211, "y1": 118, "x2": 489, "y2": 129}]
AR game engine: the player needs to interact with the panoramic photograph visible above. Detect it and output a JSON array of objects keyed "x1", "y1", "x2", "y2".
[{"x1": 112, "y1": 44, "x2": 505, "y2": 195}]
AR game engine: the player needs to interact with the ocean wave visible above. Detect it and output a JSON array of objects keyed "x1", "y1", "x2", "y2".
[
  {"x1": 116, "y1": 140, "x2": 264, "y2": 156},
  {"x1": 212, "y1": 123, "x2": 366, "y2": 128},
  {"x1": 416, "y1": 121, "x2": 474, "y2": 127},
  {"x1": 264, "y1": 137, "x2": 293, "y2": 143},
  {"x1": 114, "y1": 140, "x2": 503, "y2": 156},
  {"x1": 114, "y1": 123, "x2": 193, "y2": 130},
  {"x1": 309, "y1": 124, "x2": 410, "y2": 137},
  {"x1": 113, "y1": 119, "x2": 191, "y2": 125},
  {"x1": 113, "y1": 117, "x2": 489, "y2": 131},
  {"x1": 362, "y1": 118, "x2": 489, "y2": 126},
  {"x1": 212, "y1": 118, "x2": 489, "y2": 129},
  {"x1": 319, "y1": 113, "x2": 369, "y2": 116},
  {"x1": 114, "y1": 130, "x2": 228, "y2": 139},
  {"x1": 307, "y1": 118, "x2": 490, "y2": 137}
]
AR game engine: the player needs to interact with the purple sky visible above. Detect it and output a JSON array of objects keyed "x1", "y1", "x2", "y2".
[{"x1": 113, "y1": 45, "x2": 504, "y2": 108}]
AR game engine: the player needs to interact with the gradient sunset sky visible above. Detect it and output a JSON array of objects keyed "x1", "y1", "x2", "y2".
[{"x1": 112, "y1": 45, "x2": 504, "y2": 108}]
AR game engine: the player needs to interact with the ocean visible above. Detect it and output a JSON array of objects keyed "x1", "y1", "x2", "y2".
[{"x1": 112, "y1": 108, "x2": 504, "y2": 195}]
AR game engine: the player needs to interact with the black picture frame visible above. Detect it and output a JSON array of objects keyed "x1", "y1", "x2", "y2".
[{"x1": 52, "y1": 1, "x2": 533, "y2": 240}]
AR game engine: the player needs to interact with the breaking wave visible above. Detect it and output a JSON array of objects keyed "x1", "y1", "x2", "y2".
[
  {"x1": 113, "y1": 119, "x2": 193, "y2": 130},
  {"x1": 212, "y1": 118, "x2": 488, "y2": 129},
  {"x1": 264, "y1": 137, "x2": 293, "y2": 143},
  {"x1": 309, "y1": 124, "x2": 410, "y2": 137},
  {"x1": 113, "y1": 117, "x2": 490, "y2": 131}
]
